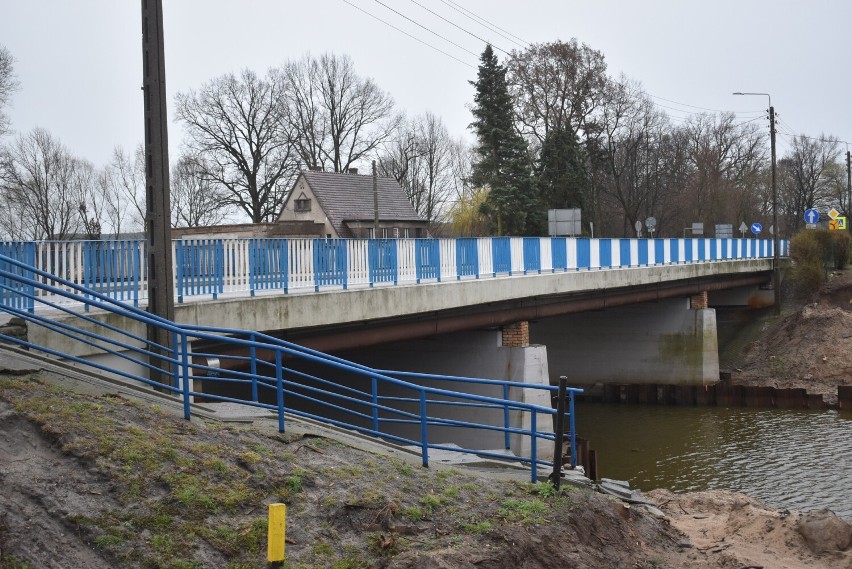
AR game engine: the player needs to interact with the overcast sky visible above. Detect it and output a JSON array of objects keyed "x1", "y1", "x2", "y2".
[{"x1": 2, "y1": 0, "x2": 850, "y2": 168}]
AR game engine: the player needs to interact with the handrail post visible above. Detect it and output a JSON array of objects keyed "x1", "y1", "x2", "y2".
[
  {"x1": 569, "y1": 388, "x2": 577, "y2": 469},
  {"x1": 250, "y1": 333, "x2": 258, "y2": 402},
  {"x1": 549, "y1": 376, "x2": 567, "y2": 489},
  {"x1": 419, "y1": 389, "x2": 429, "y2": 467},
  {"x1": 275, "y1": 350, "x2": 285, "y2": 433},
  {"x1": 503, "y1": 383, "x2": 510, "y2": 450},
  {"x1": 180, "y1": 333, "x2": 191, "y2": 420},
  {"x1": 371, "y1": 375, "x2": 379, "y2": 433},
  {"x1": 530, "y1": 410, "x2": 537, "y2": 483}
]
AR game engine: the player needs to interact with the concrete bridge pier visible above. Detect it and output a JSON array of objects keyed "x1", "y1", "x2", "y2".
[{"x1": 530, "y1": 294, "x2": 720, "y2": 387}]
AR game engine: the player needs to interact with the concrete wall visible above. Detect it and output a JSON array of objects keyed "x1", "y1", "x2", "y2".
[{"x1": 531, "y1": 297, "x2": 719, "y2": 386}]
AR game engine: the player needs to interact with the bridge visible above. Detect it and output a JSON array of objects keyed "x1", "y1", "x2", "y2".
[{"x1": 1, "y1": 236, "x2": 786, "y2": 478}]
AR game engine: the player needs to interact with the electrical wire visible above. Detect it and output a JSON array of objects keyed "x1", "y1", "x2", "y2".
[
  {"x1": 439, "y1": 0, "x2": 528, "y2": 49},
  {"x1": 372, "y1": 0, "x2": 479, "y2": 57},
  {"x1": 341, "y1": 0, "x2": 476, "y2": 69},
  {"x1": 649, "y1": 94, "x2": 764, "y2": 115}
]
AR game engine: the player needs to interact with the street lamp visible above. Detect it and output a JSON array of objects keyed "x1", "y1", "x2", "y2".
[{"x1": 733, "y1": 91, "x2": 780, "y2": 315}]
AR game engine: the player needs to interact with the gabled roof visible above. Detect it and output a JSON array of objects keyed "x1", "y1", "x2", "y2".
[{"x1": 293, "y1": 170, "x2": 424, "y2": 236}]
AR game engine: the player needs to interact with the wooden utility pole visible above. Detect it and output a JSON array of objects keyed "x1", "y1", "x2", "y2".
[
  {"x1": 373, "y1": 160, "x2": 379, "y2": 237},
  {"x1": 141, "y1": 0, "x2": 175, "y2": 384}
]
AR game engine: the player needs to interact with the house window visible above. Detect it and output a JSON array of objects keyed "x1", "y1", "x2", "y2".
[{"x1": 294, "y1": 198, "x2": 311, "y2": 212}]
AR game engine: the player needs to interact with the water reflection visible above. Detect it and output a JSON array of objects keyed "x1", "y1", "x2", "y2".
[{"x1": 575, "y1": 403, "x2": 852, "y2": 519}]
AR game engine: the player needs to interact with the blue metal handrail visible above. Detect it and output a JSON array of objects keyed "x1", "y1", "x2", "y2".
[{"x1": 0, "y1": 251, "x2": 582, "y2": 482}]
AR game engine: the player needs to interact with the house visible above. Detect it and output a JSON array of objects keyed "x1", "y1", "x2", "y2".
[{"x1": 278, "y1": 168, "x2": 430, "y2": 238}]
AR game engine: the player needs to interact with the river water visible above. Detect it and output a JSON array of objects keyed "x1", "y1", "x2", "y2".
[{"x1": 575, "y1": 403, "x2": 852, "y2": 520}]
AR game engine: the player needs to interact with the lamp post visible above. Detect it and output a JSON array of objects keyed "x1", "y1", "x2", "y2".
[{"x1": 733, "y1": 92, "x2": 780, "y2": 315}]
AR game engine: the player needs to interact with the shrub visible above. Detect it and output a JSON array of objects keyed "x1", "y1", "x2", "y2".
[{"x1": 789, "y1": 230, "x2": 825, "y2": 298}]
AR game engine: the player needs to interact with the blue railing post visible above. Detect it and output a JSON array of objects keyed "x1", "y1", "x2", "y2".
[
  {"x1": 371, "y1": 375, "x2": 380, "y2": 433},
  {"x1": 275, "y1": 350, "x2": 285, "y2": 433},
  {"x1": 180, "y1": 333, "x2": 191, "y2": 420},
  {"x1": 530, "y1": 411, "x2": 537, "y2": 483},
  {"x1": 249, "y1": 239, "x2": 257, "y2": 297},
  {"x1": 250, "y1": 333, "x2": 258, "y2": 402},
  {"x1": 569, "y1": 390, "x2": 577, "y2": 469},
  {"x1": 175, "y1": 241, "x2": 185, "y2": 303},
  {"x1": 171, "y1": 330, "x2": 180, "y2": 389},
  {"x1": 420, "y1": 389, "x2": 429, "y2": 467},
  {"x1": 503, "y1": 383, "x2": 511, "y2": 450}
]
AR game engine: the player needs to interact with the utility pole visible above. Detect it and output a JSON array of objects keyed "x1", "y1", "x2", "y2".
[
  {"x1": 141, "y1": 0, "x2": 175, "y2": 384},
  {"x1": 847, "y1": 150, "x2": 851, "y2": 218},
  {"x1": 735, "y1": 93, "x2": 781, "y2": 315},
  {"x1": 769, "y1": 104, "x2": 780, "y2": 316},
  {"x1": 373, "y1": 160, "x2": 379, "y2": 237}
]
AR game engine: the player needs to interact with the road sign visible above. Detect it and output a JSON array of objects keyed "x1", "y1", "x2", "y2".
[
  {"x1": 838, "y1": 216, "x2": 847, "y2": 230},
  {"x1": 645, "y1": 217, "x2": 657, "y2": 229},
  {"x1": 829, "y1": 219, "x2": 840, "y2": 230},
  {"x1": 750, "y1": 222, "x2": 763, "y2": 235},
  {"x1": 804, "y1": 208, "x2": 820, "y2": 224},
  {"x1": 829, "y1": 208, "x2": 840, "y2": 220}
]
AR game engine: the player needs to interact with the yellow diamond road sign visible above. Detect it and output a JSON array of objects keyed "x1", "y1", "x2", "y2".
[{"x1": 829, "y1": 208, "x2": 840, "y2": 220}]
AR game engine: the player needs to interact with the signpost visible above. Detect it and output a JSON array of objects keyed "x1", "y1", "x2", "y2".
[
  {"x1": 804, "y1": 208, "x2": 820, "y2": 225},
  {"x1": 739, "y1": 222, "x2": 748, "y2": 238},
  {"x1": 645, "y1": 216, "x2": 657, "y2": 238},
  {"x1": 750, "y1": 222, "x2": 763, "y2": 236},
  {"x1": 634, "y1": 220, "x2": 642, "y2": 238}
]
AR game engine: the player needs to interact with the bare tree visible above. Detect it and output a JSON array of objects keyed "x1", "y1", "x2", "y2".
[
  {"x1": 175, "y1": 68, "x2": 297, "y2": 223},
  {"x1": 171, "y1": 154, "x2": 232, "y2": 228},
  {"x1": 778, "y1": 134, "x2": 842, "y2": 231},
  {"x1": 587, "y1": 77, "x2": 669, "y2": 235},
  {"x1": 102, "y1": 145, "x2": 146, "y2": 233},
  {"x1": 277, "y1": 53, "x2": 400, "y2": 172},
  {"x1": 0, "y1": 45, "x2": 19, "y2": 138},
  {"x1": 377, "y1": 112, "x2": 458, "y2": 224},
  {"x1": 679, "y1": 112, "x2": 766, "y2": 229},
  {"x1": 0, "y1": 128, "x2": 83, "y2": 240}
]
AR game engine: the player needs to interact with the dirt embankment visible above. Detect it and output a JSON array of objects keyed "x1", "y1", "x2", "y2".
[
  {"x1": 1, "y1": 373, "x2": 851, "y2": 568},
  {"x1": 731, "y1": 269, "x2": 852, "y2": 403}
]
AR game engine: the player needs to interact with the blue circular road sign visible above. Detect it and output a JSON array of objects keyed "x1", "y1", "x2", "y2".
[
  {"x1": 750, "y1": 222, "x2": 763, "y2": 235},
  {"x1": 804, "y1": 208, "x2": 820, "y2": 224}
]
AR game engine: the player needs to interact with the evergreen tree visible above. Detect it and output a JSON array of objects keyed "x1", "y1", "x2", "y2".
[
  {"x1": 469, "y1": 45, "x2": 537, "y2": 235},
  {"x1": 537, "y1": 125, "x2": 590, "y2": 217}
]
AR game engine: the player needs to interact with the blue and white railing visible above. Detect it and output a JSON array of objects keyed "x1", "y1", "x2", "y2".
[
  {"x1": 0, "y1": 251, "x2": 582, "y2": 482},
  {"x1": 1, "y1": 236, "x2": 788, "y2": 311}
]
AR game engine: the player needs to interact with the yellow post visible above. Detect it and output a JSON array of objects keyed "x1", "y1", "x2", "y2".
[{"x1": 267, "y1": 503, "x2": 286, "y2": 562}]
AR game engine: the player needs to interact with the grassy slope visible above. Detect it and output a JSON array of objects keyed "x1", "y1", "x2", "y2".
[{"x1": 0, "y1": 374, "x2": 686, "y2": 569}]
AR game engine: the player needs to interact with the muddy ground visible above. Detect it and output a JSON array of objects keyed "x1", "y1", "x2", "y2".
[{"x1": 730, "y1": 269, "x2": 852, "y2": 404}]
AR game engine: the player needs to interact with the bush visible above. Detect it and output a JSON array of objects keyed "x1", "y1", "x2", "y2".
[
  {"x1": 832, "y1": 231, "x2": 851, "y2": 269},
  {"x1": 789, "y1": 230, "x2": 826, "y2": 298}
]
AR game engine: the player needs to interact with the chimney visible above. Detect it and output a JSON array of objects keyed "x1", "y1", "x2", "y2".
[
  {"x1": 308, "y1": 164, "x2": 323, "y2": 172},
  {"x1": 347, "y1": 168, "x2": 358, "y2": 175}
]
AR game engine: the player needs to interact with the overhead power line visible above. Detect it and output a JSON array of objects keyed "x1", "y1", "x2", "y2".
[
  {"x1": 341, "y1": 0, "x2": 476, "y2": 69},
  {"x1": 409, "y1": 0, "x2": 513, "y2": 57},
  {"x1": 649, "y1": 94, "x2": 764, "y2": 115},
  {"x1": 440, "y1": 0, "x2": 529, "y2": 48},
  {"x1": 372, "y1": 0, "x2": 479, "y2": 57}
]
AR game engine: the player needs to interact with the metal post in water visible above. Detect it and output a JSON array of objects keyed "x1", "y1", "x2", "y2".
[{"x1": 549, "y1": 375, "x2": 568, "y2": 489}]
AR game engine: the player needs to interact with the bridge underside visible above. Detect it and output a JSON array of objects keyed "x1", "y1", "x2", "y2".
[{"x1": 255, "y1": 271, "x2": 772, "y2": 353}]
